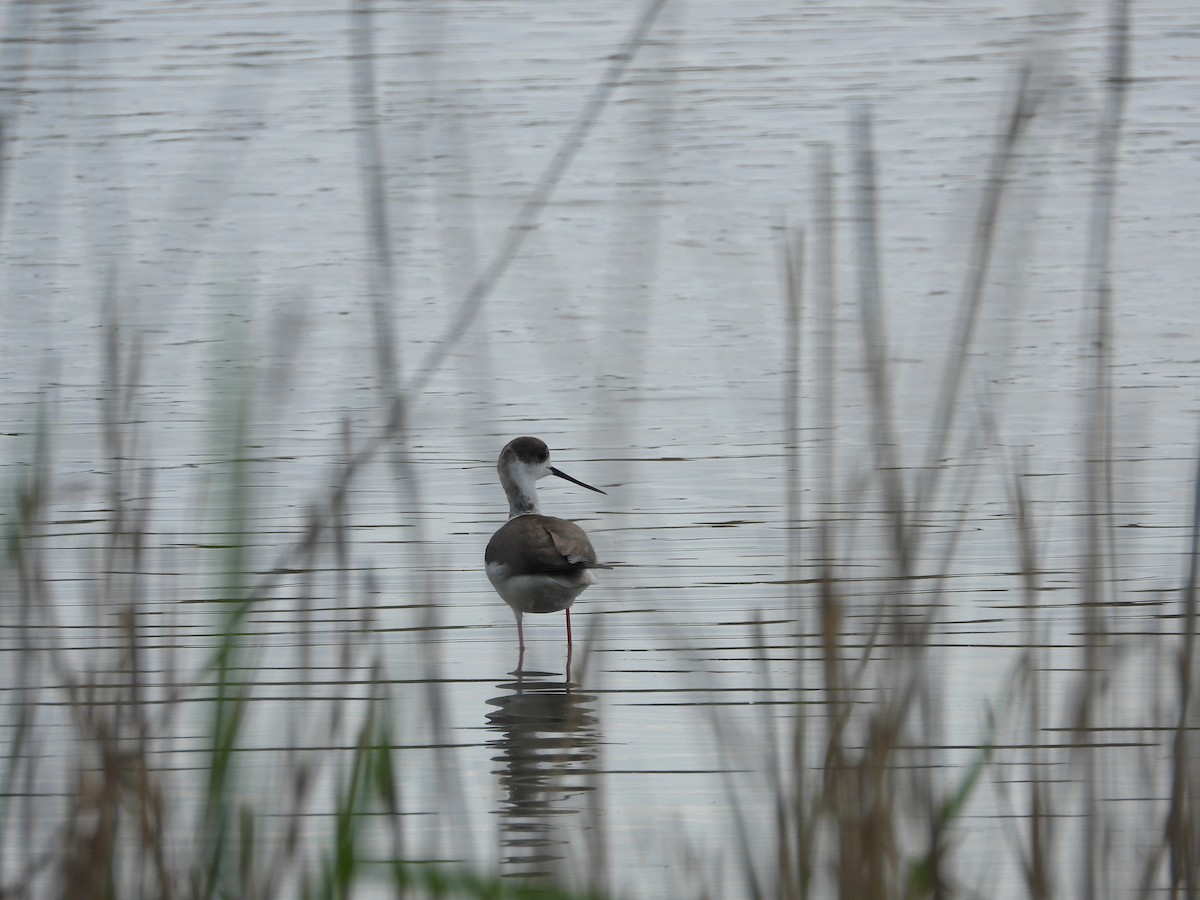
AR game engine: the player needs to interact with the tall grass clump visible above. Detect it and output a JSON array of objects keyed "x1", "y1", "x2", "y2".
[
  {"x1": 721, "y1": 0, "x2": 1200, "y2": 897},
  {"x1": 0, "y1": 0, "x2": 669, "y2": 896}
]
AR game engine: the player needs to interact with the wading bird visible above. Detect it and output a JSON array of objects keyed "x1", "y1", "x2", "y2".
[{"x1": 485, "y1": 437, "x2": 606, "y2": 650}]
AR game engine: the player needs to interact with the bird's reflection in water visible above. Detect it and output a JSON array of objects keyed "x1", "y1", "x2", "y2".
[{"x1": 485, "y1": 651, "x2": 601, "y2": 881}]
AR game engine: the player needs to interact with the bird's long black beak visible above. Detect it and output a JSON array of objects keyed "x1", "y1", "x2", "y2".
[{"x1": 550, "y1": 466, "x2": 607, "y2": 495}]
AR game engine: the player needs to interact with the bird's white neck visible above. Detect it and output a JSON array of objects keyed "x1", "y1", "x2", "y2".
[{"x1": 500, "y1": 465, "x2": 540, "y2": 518}]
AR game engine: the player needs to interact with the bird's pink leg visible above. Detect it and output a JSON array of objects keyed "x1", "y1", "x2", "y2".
[
  {"x1": 566, "y1": 608, "x2": 573, "y2": 646},
  {"x1": 516, "y1": 613, "x2": 525, "y2": 650}
]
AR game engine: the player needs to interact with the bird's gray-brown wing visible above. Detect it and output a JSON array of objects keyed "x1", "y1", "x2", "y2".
[{"x1": 485, "y1": 515, "x2": 597, "y2": 576}]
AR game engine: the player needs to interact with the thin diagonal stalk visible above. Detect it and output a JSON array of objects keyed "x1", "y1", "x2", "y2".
[
  {"x1": 408, "y1": 0, "x2": 670, "y2": 395},
  {"x1": 1168, "y1": 431, "x2": 1200, "y2": 894},
  {"x1": 783, "y1": 224, "x2": 804, "y2": 597},
  {"x1": 1079, "y1": 1, "x2": 1129, "y2": 897},
  {"x1": 850, "y1": 108, "x2": 906, "y2": 574},
  {"x1": 349, "y1": 0, "x2": 401, "y2": 398},
  {"x1": 914, "y1": 63, "x2": 1042, "y2": 515},
  {"x1": 813, "y1": 144, "x2": 837, "y2": 588}
]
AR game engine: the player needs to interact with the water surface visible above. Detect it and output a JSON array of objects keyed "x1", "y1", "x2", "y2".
[{"x1": 2, "y1": 1, "x2": 1199, "y2": 896}]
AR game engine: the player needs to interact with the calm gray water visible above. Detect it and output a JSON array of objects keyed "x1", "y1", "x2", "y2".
[{"x1": 2, "y1": 1, "x2": 1199, "y2": 896}]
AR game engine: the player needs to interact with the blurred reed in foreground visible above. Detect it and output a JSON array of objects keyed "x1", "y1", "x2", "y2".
[{"x1": 722, "y1": 2, "x2": 1200, "y2": 898}]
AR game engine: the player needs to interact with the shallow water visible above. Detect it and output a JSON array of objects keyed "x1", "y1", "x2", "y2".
[{"x1": 2, "y1": 0, "x2": 1199, "y2": 896}]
